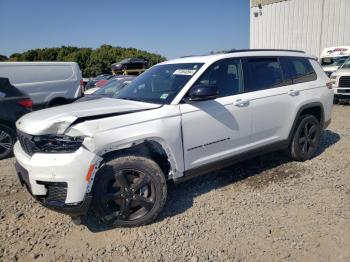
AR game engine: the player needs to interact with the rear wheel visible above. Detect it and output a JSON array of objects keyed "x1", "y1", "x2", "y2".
[
  {"x1": 0, "y1": 124, "x2": 15, "y2": 160},
  {"x1": 92, "y1": 154, "x2": 167, "y2": 227},
  {"x1": 289, "y1": 114, "x2": 321, "y2": 161}
]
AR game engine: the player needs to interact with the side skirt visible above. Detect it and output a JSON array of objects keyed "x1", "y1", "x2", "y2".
[{"x1": 174, "y1": 140, "x2": 289, "y2": 183}]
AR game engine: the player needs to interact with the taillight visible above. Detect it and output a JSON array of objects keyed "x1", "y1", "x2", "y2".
[
  {"x1": 18, "y1": 99, "x2": 33, "y2": 109},
  {"x1": 80, "y1": 79, "x2": 85, "y2": 95}
]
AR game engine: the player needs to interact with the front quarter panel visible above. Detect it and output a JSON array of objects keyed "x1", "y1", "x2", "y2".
[{"x1": 69, "y1": 105, "x2": 185, "y2": 178}]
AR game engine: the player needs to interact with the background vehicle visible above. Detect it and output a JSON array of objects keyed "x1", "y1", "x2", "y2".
[
  {"x1": 84, "y1": 74, "x2": 113, "y2": 90},
  {"x1": 84, "y1": 75, "x2": 134, "y2": 95},
  {"x1": 0, "y1": 78, "x2": 32, "y2": 159},
  {"x1": 111, "y1": 58, "x2": 149, "y2": 73},
  {"x1": 82, "y1": 78, "x2": 91, "y2": 88},
  {"x1": 0, "y1": 62, "x2": 83, "y2": 109},
  {"x1": 77, "y1": 76, "x2": 135, "y2": 101},
  {"x1": 14, "y1": 50, "x2": 333, "y2": 227},
  {"x1": 319, "y1": 46, "x2": 350, "y2": 77},
  {"x1": 330, "y1": 57, "x2": 350, "y2": 103}
]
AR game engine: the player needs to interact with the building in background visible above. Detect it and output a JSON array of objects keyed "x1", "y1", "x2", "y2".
[{"x1": 250, "y1": 0, "x2": 350, "y2": 58}]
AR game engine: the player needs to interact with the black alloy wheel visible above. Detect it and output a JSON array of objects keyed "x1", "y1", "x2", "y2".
[
  {"x1": 99, "y1": 169, "x2": 155, "y2": 221},
  {"x1": 298, "y1": 121, "x2": 319, "y2": 155},
  {"x1": 93, "y1": 155, "x2": 167, "y2": 227},
  {"x1": 0, "y1": 124, "x2": 15, "y2": 159},
  {"x1": 289, "y1": 114, "x2": 321, "y2": 161}
]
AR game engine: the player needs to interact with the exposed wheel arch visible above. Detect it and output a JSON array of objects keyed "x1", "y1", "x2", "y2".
[{"x1": 99, "y1": 140, "x2": 176, "y2": 180}]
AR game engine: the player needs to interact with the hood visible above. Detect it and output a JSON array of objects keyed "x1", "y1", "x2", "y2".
[
  {"x1": 333, "y1": 68, "x2": 350, "y2": 76},
  {"x1": 16, "y1": 98, "x2": 161, "y2": 135}
]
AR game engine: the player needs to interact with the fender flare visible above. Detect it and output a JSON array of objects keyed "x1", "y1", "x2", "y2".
[{"x1": 287, "y1": 102, "x2": 325, "y2": 142}]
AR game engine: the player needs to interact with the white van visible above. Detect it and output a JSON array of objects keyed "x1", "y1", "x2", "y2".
[
  {"x1": 0, "y1": 62, "x2": 83, "y2": 109},
  {"x1": 319, "y1": 46, "x2": 350, "y2": 77}
]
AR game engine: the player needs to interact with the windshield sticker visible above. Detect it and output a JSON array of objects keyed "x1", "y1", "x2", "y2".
[
  {"x1": 160, "y1": 94, "x2": 169, "y2": 99},
  {"x1": 173, "y1": 69, "x2": 196, "y2": 76}
]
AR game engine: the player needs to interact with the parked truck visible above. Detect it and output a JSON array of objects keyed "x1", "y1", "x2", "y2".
[{"x1": 319, "y1": 46, "x2": 350, "y2": 77}]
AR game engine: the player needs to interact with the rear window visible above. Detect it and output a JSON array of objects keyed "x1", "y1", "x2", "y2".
[
  {"x1": 280, "y1": 57, "x2": 317, "y2": 84},
  {"x1": 244, "y1": 57, "x2": 284, "y2": 92},
  {"x1": 0, "y1": 65, "x2": 75, "y2": 84}
]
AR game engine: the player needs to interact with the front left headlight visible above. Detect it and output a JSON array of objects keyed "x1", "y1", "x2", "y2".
[{"x1": 33, "y1": 135, "x2": 84, "y2": 153}]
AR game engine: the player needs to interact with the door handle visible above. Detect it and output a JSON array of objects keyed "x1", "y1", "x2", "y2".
[
  {"x1": 234, "y1": 99, "x2": 250, "y2": 107},
  {"x1": 288, "y1": 90, "x2": 300, "y2": 96}
]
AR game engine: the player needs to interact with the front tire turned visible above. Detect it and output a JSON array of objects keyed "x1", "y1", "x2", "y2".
[
  {"x1": 288, "y1": 114, "x2": 321, "y2": 162},
  {"x1": 92, "y1": 154, "x2": 167, "y2": 227}
]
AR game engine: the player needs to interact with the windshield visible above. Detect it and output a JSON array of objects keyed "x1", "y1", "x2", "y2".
[
  {"x1": 93, "y1": 79, "x2": 132, "y2": 96},
  {"x1": 341, "y1": 58, "x2": 350, "y2": 69},
  {"x1": 321, "y1": 56, "x2": 350, "y2": 67},
  {"x1": 115, "y1": 63, "x2": 203, "y2": 104}
]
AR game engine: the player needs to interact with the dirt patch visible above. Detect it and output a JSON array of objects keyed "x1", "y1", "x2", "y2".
[{"x1": 243, "y1": 164, "x2": 303, "y2": 190}]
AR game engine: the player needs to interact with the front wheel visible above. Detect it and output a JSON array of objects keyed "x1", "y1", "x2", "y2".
[
  {"x1": 92, "y1": 155, "x2": 167, "y2": 227},
  {"x1": 0, "y1": 124, "x2": 15, "y2": 160},
  {"x1": 288, "y1": 114, "x2": 321, "y2": 161}
]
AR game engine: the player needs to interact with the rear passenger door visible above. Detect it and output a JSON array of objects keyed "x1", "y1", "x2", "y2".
[{"x1": 242, "y1": 56, "x2": 307, "y2": 146}]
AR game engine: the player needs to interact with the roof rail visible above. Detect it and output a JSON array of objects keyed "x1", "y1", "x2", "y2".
[{"x1": 225, "y1": 49, "x2": 305, "y2": 54}]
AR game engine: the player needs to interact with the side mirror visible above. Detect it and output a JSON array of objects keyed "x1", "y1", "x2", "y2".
[{"x1": 187, "y1": 84, "x2": 218, "y2": 101}]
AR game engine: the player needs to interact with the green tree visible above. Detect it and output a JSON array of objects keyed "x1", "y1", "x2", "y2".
[
  {"x1": 6, "y1": 45, "x2": 166, "y2": 77},
  {"x1": 0, "y1": 54, "x2": 7, "y2": 61}
]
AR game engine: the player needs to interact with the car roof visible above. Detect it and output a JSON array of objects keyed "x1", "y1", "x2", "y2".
[{"x1": 160, "y1": 50, "x2": 315, "y2": 65}]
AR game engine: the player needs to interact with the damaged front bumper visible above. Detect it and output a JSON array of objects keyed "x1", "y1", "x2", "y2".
[{"x1": 13, "y1": 142, "x2": 101, "y2": 216}]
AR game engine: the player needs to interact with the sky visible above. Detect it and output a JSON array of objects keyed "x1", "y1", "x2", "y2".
[{"x1": 0, "y1": 0, "x2": 250, "y2": 59}]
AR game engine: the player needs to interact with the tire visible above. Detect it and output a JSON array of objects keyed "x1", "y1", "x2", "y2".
[
  {"x1": 288, "y1": 114, "x2": 321, "y2": 161},
  {"x1": 92, "y1": 154, "x2": 167, "y2": 227},
  {"x1": 333, "y1": 97, "x2": 339, "y2": 104},
  {"x1": 0, "y1": 124, "x2": 16, "y2": 160}
]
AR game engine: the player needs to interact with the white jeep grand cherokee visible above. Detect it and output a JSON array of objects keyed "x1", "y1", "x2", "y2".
[{"x1": 14, "y1": 50, "x2": 333, "y2": 227}]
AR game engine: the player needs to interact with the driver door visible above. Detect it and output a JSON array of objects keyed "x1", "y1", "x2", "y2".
[{"x1": 179, "y1": 58, "x2": 253, "y2": 170}]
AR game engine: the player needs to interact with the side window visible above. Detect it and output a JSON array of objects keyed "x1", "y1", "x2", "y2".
[
  {"x1": 244, "y1": 57, "x2": 284, "y2": 92},
  {"x1": 194, "y1": 59, "x2": 243, "y2": 97},
  {"x1": 281, "y1": 57, "x2": 317, "y2": 84}
]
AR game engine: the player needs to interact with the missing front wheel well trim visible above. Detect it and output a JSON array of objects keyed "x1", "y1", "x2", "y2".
[{"x1": 99, "y1": 141, "x2": 172, "y2": 180}]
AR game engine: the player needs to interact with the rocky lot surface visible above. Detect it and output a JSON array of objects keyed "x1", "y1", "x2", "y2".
[{"x1": 0, "y1": 105, "x2": 349, "y2": 262}]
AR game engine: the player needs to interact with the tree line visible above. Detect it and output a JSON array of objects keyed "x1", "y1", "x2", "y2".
[{"x1": 0, "y1": 45, "x2": 166, "y2": 77}]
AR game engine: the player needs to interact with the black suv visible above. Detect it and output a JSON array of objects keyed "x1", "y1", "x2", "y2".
[
  {"x1": 0, "y1": 78, "x2": 32, "y2": 159},
  {"x1": 111, "y1": 58, "x2": 149, "y2": 72}
]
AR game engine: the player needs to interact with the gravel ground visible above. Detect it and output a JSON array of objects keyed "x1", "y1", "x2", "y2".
[{"x1": 0, "y1": 105, "x2": 349, "y2": 262}]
